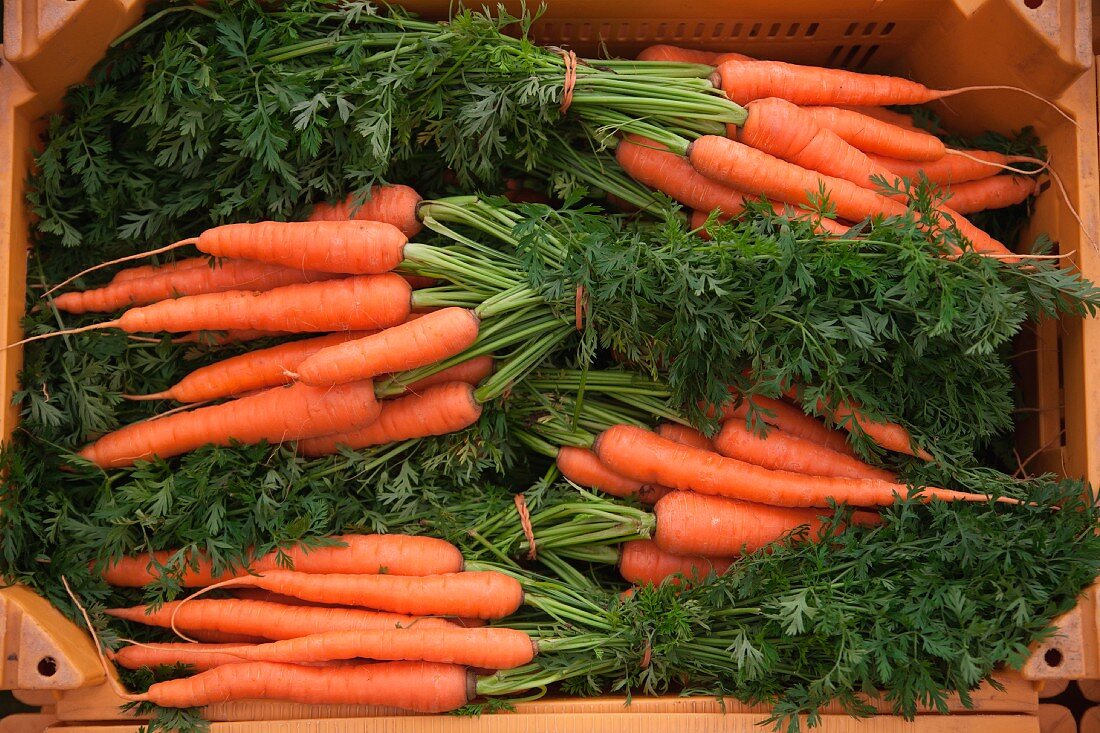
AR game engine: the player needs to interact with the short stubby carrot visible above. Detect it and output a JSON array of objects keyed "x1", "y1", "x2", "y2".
[
  {"x1": 594, "y1": 424, "x2": 1009, "y2": 508},
  {"x1": 54, "y1": 259, "x2": 341, "y2": 314},
  {"x1": 801, "y1": 106, "x2": 945, "y2": 161},
  {"x1": 942, "y1": 176, "x2": 1037, "y2": 214},
  {"x1": 79, "y1": 380, "x2": 381, "y2": 468},
  {"x1": 655, "y1": 423, "x2": 714, "y2": 452},
  {"x1": 99, "y1": 534, "x2": 464, "y2": 587},
  {"x1": 555, "y1": 446, "x2": 668, "y2": 505},
  {"x1": 107, "y1": 599, "x2": 456, "y2": 639},
  {"x1": 127, "y1": 331, "x2": 378, "y2": 403},
  {"x1": 688, "y1": 135, "x2": 1014, "y2": 257},
  {"x1": 212, "y1": 569, "x2": 524, "y2": 620},
  {"x1": 296, "y1": 307, "x2": 480, "y2": 386},
  {"x1": 652, "y1": 491, "x2": 877, "y2": 556},
  {"x1": 618, "y1": 539, "x2": 732, "y2": 587},
  {"x1": 297, "y1": 382, "x2": 483, "y2": 457},
  {"x1": 127, "y1": 660, "x2": 473, "y2": 712},
  {"x1": 715, "y1": 420, "x2": 897, "y2": 481},
  {"x1": 308, "y1": 184, "x2": 424, "y2": 238}
]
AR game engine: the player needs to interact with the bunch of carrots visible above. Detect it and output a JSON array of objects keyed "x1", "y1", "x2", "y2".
[{"x1": 614, "y1": 45, "x2": 1046, "y2": 256}]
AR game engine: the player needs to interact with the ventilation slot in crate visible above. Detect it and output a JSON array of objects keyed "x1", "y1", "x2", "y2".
[
  {"x1": 534, "y1": 19, "x2": 835, "y2": 44},
  {"x1": 826, "y1": 43, "x2": 881, "y2": 69}
]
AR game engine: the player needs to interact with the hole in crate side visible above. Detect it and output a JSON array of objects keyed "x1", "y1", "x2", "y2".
[
  {"x1": 840, "y1": 45, "x2": 863, "y2": 68},
  {"x1": 862, "y1": 22, "x2": 877, "y2": 36},
  {"x1": 1044, "y1": 648, "x2": 1064, "y2": 668},
  {"x1": 805, "y1": 22, "x2": 819, "y2": 37},
  {"x1": 786, "y1": 23, "x2": 800, "y2": 38},
  {"x1": 856, "y1": 45, "x2": 880, "y2": 69},
  {"x1": 881, "y1": 21, "x2": 896, "y2": 35},
  {"x1": 844, "y1": 22, "x2": 858, "y2": 37},
  {"x1": 1024, "y1": 0, "x2": 1044, "y2": 7},
  {"x1": 36, "y1": 657, "x2": 57, "y2": 677},
  {"x1": 748, "y1": 22, "x2": 763, "y2": 38},
  {"x1": 767, "y1": 22, "x2": 781, "y2": 38}
]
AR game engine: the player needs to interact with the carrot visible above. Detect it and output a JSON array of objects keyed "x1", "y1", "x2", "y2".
[
  {"x1": 800, "y1": 106, "x2": 945, "y2": 161},
  {"x1": 79, "y1": 380, "x2": 382, "y2": 468},
  {"x1": 401, "y1": 273, "x2": 439, "y2": 289},
  {"x1": 690, "y1": 205, "x2": 849, "y2": 238},
  {"x1": 397, "y1": 355, "x2": 495, "y2": 392},
  {"x1": 295, "y1": 308, "x2": 480, "y2": 387},
  {"x1": 687, "y1": 135, "x2": 1014, "y2": 257},
  {"x1": 168, "y1": 329, "x2": 293, "y2": 346},
  {"x1": 107, "y1": 599, "x2": 456, "y2": 639},
  {"x1": 296, "y1": 382, "x2": 484, "y2": 457},
  {"x1": 618, "y1": 539, "x2": 732, "y2": 587},
  {"x1": 714, "y1": 57, "x2": 1061, "y2": 111},
  {"x1": 635, "y1": 44, "x2": 749, "y2": 64},
  {"x1": 54, "y1": 259, "x2": 341, "y2": 314},
  {"x1": 187, "y1": 629, "x2": 271, "y2": 643},
  {"x1": 125, "y1": 331, "x2": 378, "y2": 403},
  {"x1": 594, "y1": 424, "x2": 1012, "y2": 507},
  {"x1": 17, "y1": 274, "x2": 415, "y2": 349},
  {"x1": 941, "y1": 176, "x2": 1037, "y2": 214},
  {"x1": 652, "y1": 491, "x2": 879, "y2": 556},
  {"x1": 126, "y1": 660, "x2": 472, "y2": 712},
  {"x1": 119, "y1": 626, "x2": 536, "y2": 671},
  {"x1": 655, "y1": 423, "x2": 714, "y2": 452},
  {"x1": 839, "y1": 105, "x2": 922, "y2": 132},
  {"x1": 199, "y1": 569, "x2": 524, "y2": 620},
  {"x1": 99, "y1": 534, "x2": 463, "y2": 587},
  {"x1": 715, "y1": 420, "x2": 897, "y2": 481},
  {"x1": 113, "y1": 643, "x2": 256, "y2": 672},
  {"x1": 308, "y1": 184, "x2": 424, "y2": 238},
  {"x1": 555, "y1": 446, "x2": 669, "y2": 505},
  {"x1": 869, "y1": 149, "x2": 1022, "y2": 185},
  {"x1": 719, "y1": 394, "x2": 856, "y2": 457},
  {"x1": 231, "y1": 589, "x2": 331, "y2": 607},
  {"x1": 618, "y1": 135, "x2": 845, "y2": 235}
]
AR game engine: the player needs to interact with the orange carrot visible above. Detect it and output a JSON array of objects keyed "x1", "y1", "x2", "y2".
[
  {"x1": 594, "y1": 424, "x2": 1010, "y2": 507},
  {"x1": 187, "y1": 629, "x2": 271, "y2": 643},
  {"x1": 297, "y1": 382, "x2": 483, "y2": 457},
  {"x1": 784, "y1": 386, "x2": 932, "y2": 461},
  {"x1": 687, "y1": 135, "x2": 1014, "y2": 257},
  {"x1": 800, "y1": 106, "x2": 945, "y2": 161},
  {"x1": 99, "y1": 534, "x2": 463, "y2": 587},
  {"x1": 636, "y1": 44, "x2": 749, "y2": 64},
  {"x1": 168, "y1": 329, "x2": 293, "y2": 346},
  {"x1": 203, "y1": 570, "x2": 524, "y2": 620},
  {"x1": 126, "y1": 660, "x2": 472, "y2": 712},
  {"x1": 555, "y1": 446, "x2": 669, "y2": 505},
  {"x1": 396, "y1": 355, "x2": 495, "y2": 392},
  {"x1": 618, "y1": 539, "x2": 732, "y2": 586},
  {"x1": 839, "y1": 105, "x2": 922, "y2": 132},
  {"x1": 79, "y1": 380, "x2": 382, "y2": 468},
  {"x1": 652, "y1": 491, "x2": 879, "y2": 556},
  {"x1": 714, "y1": 420, "x2": 896, "y2": 481},
  {"x1": 125, "y1": 331, "x2": 378, "y2": 403},
  {"x1": 231, "y1": 589, "x2": 332, "y2": 607},
  {"x1": 868, "y1": 149, "x2": 1019, "y2": 185},
  {"x1": 719, "y1": 394, "x2": 856, "y2": 457},
  {"x1": 295, "y1": 308, "x2": 480, "y2": 387},
  {"x1": 107, "y1": 599, "x2": 456, "y2": 639},
  {"x1": 941, "y1": 176, "x2": 1037, "y2": 214},
  {"x1": 655, "y1": 423, "x2": 714, "y2": 452},
  {"x1": 115, "y1": 626, "x2": 535, "y2": 671},
  {"x1": 308, "y1": 184, "x2": 424, "y2": 238},
  {"x1": 54, "y1": 259, "x2": 341, "y2": 314},
  {"x1": 110, "y1": 258, "x2": 208, "y2": 284},
  {"x1": 401, "y1": 274, "x2": 439, "y2": 289}
]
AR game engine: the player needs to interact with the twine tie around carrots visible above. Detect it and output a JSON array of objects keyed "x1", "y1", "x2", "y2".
[
  {"x1": 513, "y1": 493, "x2": 537, "y2": 560},
  {"x1": 559, "y1": 49, "x2": 578, "y2": 114}
]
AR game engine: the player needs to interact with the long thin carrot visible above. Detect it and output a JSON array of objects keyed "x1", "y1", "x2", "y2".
[
  {"x1": 54, "y1": 259, "x2": 341, "y2": 314},
  {"x1": 79, "y1": 380, "x2": 382, "y2": 468},
  {"x1": 652, "y1": 491, "x2": 879, "y2": 556},
  {"x1": 941, "y1": 176, "x2": 1037, "y2": 214},
  {"x1": 594, "y1": 424, "x2": 1012, "y2": 507},
  {"x1": 839, "y1": 105, "x2": 922, "y2": 132},
  {"x1": 618, "y1": 539, "x2": 732, "y2": 587},
  {"x1": 555, "y1": 446, "x2": 668, "y2": 505},
  {"x1": 687, "y1": 135, "x2": 1014, "y2": 257},
  {"x1": 800, "y1": 106, "x2": 945, "y2": 161},
  {"x1": 297, "y1": 382, "x2": 484, "y2": 457},
  {"x1": 110, "y1": 258, "x2": 209, "y2": 285},
  {"x1": 869, "y1": 149, "x2": 1026, "y2": 185},
  {"x1": 125, "y1": 660, "x2": 473, "y2": 712},
  {"x1": 167, "y1": 329, "x2": 293, "y2": 346},
  {"x1": 718, "y1": 394, "x2": 856, "y2": 457},
  {"x1": 187, "y1": 629, "x2": 271, "y2": 643},
  {"x1": 714, "y1": 420, "x2": 896, "y2": 481},
  {"x1": 308, "y1": 184, "x2": 424, "y2": 238},
  {"x1": 785, "y1": 386, "x2": 933, "y2": 461},
  {"x1": 99, "y1": 534, "x2": 463, "y2": 587},
  {"x1": 125, "y1": 331, "x2": 378, "y2": 403},
  {"x1": 193, "y1": 570, "x2": 524, "y2": 620},
  {"x1": 655, "y1": 423, "x2": 714, "y2": 452},
  {"x1": 107, "y1": 599, "x2": 456, "y2": 639},
  {"x1": 295, "y1": 308, "x2": 480, "y2": 387},
  {"x1": 115, "y1": 626, "x2": 535, "y2": 671},
  {"x1": 714, "y1": 57, "x2": 1065, "y2": 114}
]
